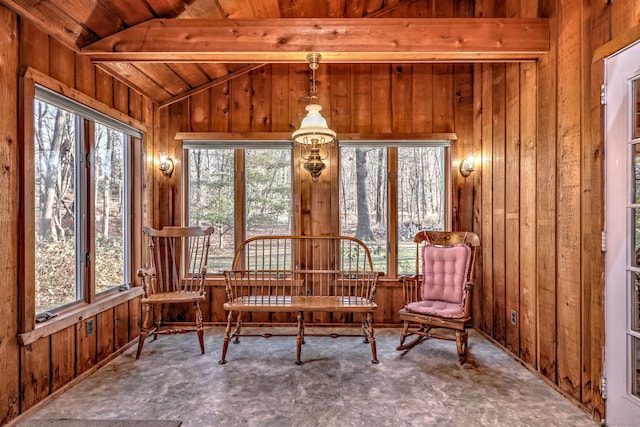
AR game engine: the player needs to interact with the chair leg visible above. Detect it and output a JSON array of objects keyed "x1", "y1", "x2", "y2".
[
  {"x1": 219, "y1": 310, "x2": 234, "y2": 364},
  {"x1": 194, "y1": 301, "x2": 205, "y2": 355},
  {"x1": 136, "y1": 303, "x2": 154, "y2": 360},
  {"x1": 456, "y1": 330, "x2": 469, "y2": 365},
  {"x1": 363, "y1": 312, "x2": 378, "y2": 364},
  {"x1": 152, "y1": 305, "x2": 162, "y2": 341},
  {"x1": 295, "y1": 311, "x2": 304, "y2": 365},
  {"x1": 397, "y1": 321, "x2": 410, "y2": 349}
]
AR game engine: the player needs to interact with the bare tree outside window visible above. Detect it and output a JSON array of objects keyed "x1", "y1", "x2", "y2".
[
  {"x1": 340, "y1": 147, "x2": 387, "y2": 272},
  {"x1": 34, "y1": 100, "x2": 78, "y2": 313},
  {"x1": 94, "y1": 123, "x2": 126, "y2": 293}
]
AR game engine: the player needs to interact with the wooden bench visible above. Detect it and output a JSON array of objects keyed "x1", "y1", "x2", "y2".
[{"x1": 219, "y1": 235, "x2": 382, "y2": 365}]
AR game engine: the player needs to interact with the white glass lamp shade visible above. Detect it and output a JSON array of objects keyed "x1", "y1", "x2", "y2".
[{"x1": 292, "y1": 104, "x2": 336, "y2": 146}]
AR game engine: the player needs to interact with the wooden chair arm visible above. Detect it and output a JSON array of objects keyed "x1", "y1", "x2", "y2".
[
  {"x1": 136, "y1": 267, "x2": 155, "y2": 278},
  {"x1": 136, "y1": 267, "x2": 155, "y2": 298}
]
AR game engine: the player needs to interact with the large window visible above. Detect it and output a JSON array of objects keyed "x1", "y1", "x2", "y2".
[
  {"x1": 33, "y1": 87, "x2": 135, "y2": 316},
  {"x1": 186, "y1": 144, "x2": 292, "y2": 272},
  {"x1": 340, "y1": 143, "x2": 449, "y2": 276}
]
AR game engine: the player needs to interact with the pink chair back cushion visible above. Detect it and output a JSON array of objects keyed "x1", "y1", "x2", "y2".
[{"x1": 420, "y1": 244, "x2": 471, "y2": 308}]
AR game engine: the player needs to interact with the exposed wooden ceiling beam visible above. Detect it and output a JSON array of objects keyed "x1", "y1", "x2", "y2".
[{"x1": 82, "y1": 18, "x2": 550, "y2": 63}]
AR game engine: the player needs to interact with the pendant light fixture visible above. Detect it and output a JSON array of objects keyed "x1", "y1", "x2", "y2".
[{"x1": 292, "y1": 53, "x2": 336, "y2": 182}]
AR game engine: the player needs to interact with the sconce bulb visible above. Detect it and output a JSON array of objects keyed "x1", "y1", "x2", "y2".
[{"x1": 159, "y1": 152, "x2": 174, "y2": 177}]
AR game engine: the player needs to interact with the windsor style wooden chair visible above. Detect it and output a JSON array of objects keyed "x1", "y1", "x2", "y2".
[
  {"x1": 136, "y1": 226, "x2": 213, "y2": 359},
  {"x1": 397, "y1": 230, "x2": 480, "y2": 364}
]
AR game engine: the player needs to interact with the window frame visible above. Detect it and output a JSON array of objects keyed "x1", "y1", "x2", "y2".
[{"x1": 18, "y1": 67, "x2": 146, "y2": 339}]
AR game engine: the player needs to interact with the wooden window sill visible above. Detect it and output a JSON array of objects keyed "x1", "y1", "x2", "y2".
[{"x1": 18, "y1": 286, "x2": 143, "y2": 347}]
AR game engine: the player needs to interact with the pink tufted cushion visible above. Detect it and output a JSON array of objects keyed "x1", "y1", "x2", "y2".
[
  {"x1": 406, "y1": 300, "x2": 466, "y2": 318},
  {"x1": 406, "y1": 244, "x2": 471, "y2": 318}
]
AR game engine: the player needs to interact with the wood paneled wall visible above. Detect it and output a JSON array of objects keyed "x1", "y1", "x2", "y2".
[
  {"x1": 0, "y1": 10, "x2": 154, "y2": 424},
  {"x1": 472, "y1": 0, "x2": 639, "y2": 421},
  {"x1": 155, "y1": 61, "x2": 475, "y2": 327}
]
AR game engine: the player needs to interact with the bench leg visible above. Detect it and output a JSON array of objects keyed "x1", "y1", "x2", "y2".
[
  {"x1": 232, "y1": 311, "x2": 243, "y2": 344},
  {"x1": 219, "y1": 310, "x2": 234, "y2": 364},
  {"x1": 295, "y1": 311, "x2": 304, "y2": 365},
  {"x1": 362, "y1": 312, "x2": 379, "y2": 364}
]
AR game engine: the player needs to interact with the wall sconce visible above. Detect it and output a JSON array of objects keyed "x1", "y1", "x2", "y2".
[
  {"x1": 159, "y1": 152, "x2": 174, "y2": 177},
  {"x1": 459, "y1": 155, "x2": 475, "y2": 177}
]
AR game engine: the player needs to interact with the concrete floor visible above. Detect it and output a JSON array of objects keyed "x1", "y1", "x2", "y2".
[{"x1": 18, "y1": 327, "x2": 598, "y2": 427}]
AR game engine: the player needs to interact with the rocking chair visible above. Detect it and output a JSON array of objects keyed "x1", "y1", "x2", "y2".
[
  {"x1": 397, "y1": 230, "x2": 480, "y2": 364},
  {"x1": 136, "y1": 226, "x2": 213, "y2": 359}
]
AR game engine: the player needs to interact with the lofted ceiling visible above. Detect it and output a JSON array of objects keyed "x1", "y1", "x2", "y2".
[{"x1": 0, "y1": 0, "x2": 549, "y2": 105}]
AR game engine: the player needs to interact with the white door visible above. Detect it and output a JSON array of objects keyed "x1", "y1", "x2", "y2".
[{"x1": 605, "y1": 39, "x2": 640, "y2": 425}]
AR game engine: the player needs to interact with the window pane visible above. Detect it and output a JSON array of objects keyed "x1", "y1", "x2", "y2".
[
  {"x1": 633, "y1": 208, "x2": 640, "y2": 268},
  {"x1": 632, "y1": 335, "x2": 640, "y2": 398},
  {"x1": 188, "y1": 148, "x2": 235, "y2": 273},
  {"x1": 34, "y1": 99, "x2": 79, "y2": 313},
  {"x1": 634, "y1": 143, "x2": 640, "y2": 204},
  {"x1": 634, "y1": 79, "x2": 640, "y2": 140},
  {"x1": 340, "y1": 147, "x2": 388, "y2": 273},
  {"x1": 632, "y1": 271, "x2": 640, "y2": 333},
  {"x1": 94, "y1": 123, "x2": 128, "y2": 293},
  {"x1": 397, "y1": 147, "x2": 446, "y2": 275},
  {"x1": 245, "y1": 149, "x2": 292, "y2": 238}
]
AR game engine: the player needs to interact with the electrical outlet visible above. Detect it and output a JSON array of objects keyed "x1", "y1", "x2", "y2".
[
  {"x1": 510, "y1": 310, "x2": 517, "y2": 326},
  {"x1": 86, "y1": 319, "x2": 94, "y2": 336}
]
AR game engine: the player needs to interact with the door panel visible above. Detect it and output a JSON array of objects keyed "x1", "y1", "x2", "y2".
[{"x1": 605, "y1": 39, "x2": 640, "y2": 424}]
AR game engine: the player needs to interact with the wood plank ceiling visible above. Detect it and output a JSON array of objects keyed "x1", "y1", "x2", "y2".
[{"x1": 0, "y1": 0, "x2": 549, "y2": 104}]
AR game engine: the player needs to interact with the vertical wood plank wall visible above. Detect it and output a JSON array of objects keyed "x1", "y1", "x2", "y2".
[
  {"x1": 473, "y1": 0, "x2": 639, "y2": 421},
  {"x1": 156, "y1": 60, "x2": 476, "y2": 326},
  {"x1": 0, "y1": 11, "x2": 154, "y2": 424}
]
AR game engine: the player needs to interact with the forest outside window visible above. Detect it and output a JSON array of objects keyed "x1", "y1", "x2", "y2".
[
  {"x1": 33, "y1": 87, "x2": 136, "y2": 317},
  {"x1": 185, "y1": 143, "x2": 293, "y2": 273},
  {"x1": 340, "y1": 143, "x2": 449, "y2": 276}
]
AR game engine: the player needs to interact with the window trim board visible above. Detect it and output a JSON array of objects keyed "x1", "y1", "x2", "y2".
[{"x1": 17, "y1": 287, "x2": 143, "y2": 347}]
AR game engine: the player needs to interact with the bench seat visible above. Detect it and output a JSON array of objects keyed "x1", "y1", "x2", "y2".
[{"x1": 224, "y1": 295, "x2": 378, "y2": 312}]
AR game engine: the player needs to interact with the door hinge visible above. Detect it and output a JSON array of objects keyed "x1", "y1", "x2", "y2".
[
  {"x1": 601, "y1": 376, "x2": 607, "y2": 400},
  {"x1": 85, "y1": 252, "x2": 91, "y2": 266},
  {"x1": 600, "y1": 84, "x2": 607, "y2": 105},
  {"x1": 601, "y1": 230, "x2": 607, "y2": 252},
  {"x1": 85, "y1": 153, "x2": 91, "y2": 168}
]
